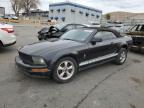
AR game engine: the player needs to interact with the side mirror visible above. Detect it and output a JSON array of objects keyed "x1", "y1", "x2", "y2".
[{"x1": 91, "y1": 37, "x2": 102, "y2": 45}]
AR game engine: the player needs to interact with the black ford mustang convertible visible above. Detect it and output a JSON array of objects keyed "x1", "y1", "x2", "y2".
[{"x1": 16, "y1": 27, "x2": 132, "y2": 83}]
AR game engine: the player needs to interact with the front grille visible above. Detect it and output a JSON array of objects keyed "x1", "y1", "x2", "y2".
[{"x1": 19, "y1": 52, "x2": 33, "y2": 65}]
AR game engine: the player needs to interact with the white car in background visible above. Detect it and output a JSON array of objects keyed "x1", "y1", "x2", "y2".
[
  {"x1": 0, "y1": 23, "x2": 14, "y2": 33},
  {"x1": 0, "y1": 23, "x2": 16, "y2": 47}
]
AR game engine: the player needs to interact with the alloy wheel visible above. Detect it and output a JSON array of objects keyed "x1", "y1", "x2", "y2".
[
  {"x1": 120, "y1": 51, "x2": 126, "y2": 63},
  {"x1": 57, "y1": 60, "x2": 75, "y2": 80}
]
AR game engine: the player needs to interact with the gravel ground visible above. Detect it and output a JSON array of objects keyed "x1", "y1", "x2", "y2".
[{"x1": 0, "y1": 26, "x2": 144, "y2": 108}]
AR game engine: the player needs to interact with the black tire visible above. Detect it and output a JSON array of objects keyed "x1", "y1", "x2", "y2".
[
  {"x1": 38, "y1": 34, "x2": 47, "y2": 41},
  {"x1": 52, "y1": 57, "x2": 78, "y2": 83},
  {"x1": 0, "y1": 41, "x2": 3, "y2": 47},
  {"x1": 140, "y1": 46, "x2": 144, "y2": 53},
  {"x1": 38, "y1": 35, "x2": 43, "y2": 41},
  {"x1": 114, "y1": 48, "x2": 127, "y2": 65}
]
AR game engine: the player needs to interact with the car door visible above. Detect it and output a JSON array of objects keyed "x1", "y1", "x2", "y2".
[{"x1": 87, "y1": 31, "x2": 118, "y2": 61}]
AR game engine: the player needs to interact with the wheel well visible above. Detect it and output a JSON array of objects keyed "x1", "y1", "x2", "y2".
[
  {"x1": 121, "y1": 45, "x2": 128, "y2": 50},
  {"x1": 51, "y1": 54, "x2": 79, "y2": 73},
  {"x1": 57, "y1": 54, "x2": 78, "y2": 65}
]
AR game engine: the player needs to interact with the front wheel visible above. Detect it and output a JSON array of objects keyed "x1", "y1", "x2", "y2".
[
  {"x1": 38, "y1": 34, "x2": 47, "y2": 41},
  {"x1": 38, "y1": 35, "x2": 43, "y2": 41},
  {"x1": 114, "y1": 48, "x2": 127, "y2": 65},
  {"x1": 53, "y1": 57, "x2": 78, "y2": 83}
]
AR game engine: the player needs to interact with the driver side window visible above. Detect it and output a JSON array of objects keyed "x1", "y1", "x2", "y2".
[
  {"x1": 94, "y1": 32, "x2": 103, "y2": 39},
  {"x1": 94, "y1": 31, "x2": 116, "y2": 41}
]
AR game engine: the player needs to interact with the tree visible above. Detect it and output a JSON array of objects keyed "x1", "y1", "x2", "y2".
[
  {"x1": 106, "y1": 14, "x2": 111, "y2": 20},
  {"x1": 22, "y1": 0, "x2": 40, "y2": 16},
  {"x1": 10, "y1": 0, "x2": 23, "y2": 17}
]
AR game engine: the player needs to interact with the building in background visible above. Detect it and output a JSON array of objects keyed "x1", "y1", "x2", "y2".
[
  {"x1": 49, "y1": 2, "x2": 102, "y2": 24},
  {"x1": 0, "y1": 7, "x2": 5, "y2": 17},
  {"x1": 104, "y1": 11, "x2": 144, "y2": 25},
  {"x1": 126, "y1": 14, "x2": 144, "y2": 25},
  {"x1": 104, "y1": 12, "x2": 144, "y2": 22},
  {"x1": 22, "y1": 9, "x2": 49, "y2": 20}
]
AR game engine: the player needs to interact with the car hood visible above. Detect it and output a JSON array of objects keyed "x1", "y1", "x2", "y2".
[{"x1": 19, "y1": 39, "x2": 83, "y2": 56}]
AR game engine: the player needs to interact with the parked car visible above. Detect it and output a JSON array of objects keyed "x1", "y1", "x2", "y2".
[
  {"x1": 37, "y1": 23, "x2": 88, "y2": 40},
  {"x1": 16, "y1": 27, "x2": 132, "y2": 83},
  {"x1": 0, "y1": 29, "x2": 16, "y2": 47},
  {"x1": 126, "y1": 24, "x2": 144, "y2": 53},
  {"x1": 11, "y1": 16, "x2": 18, "y2": 20},
  {"x1": 0, "y1": 23, "x2": 14, "y2": 33}
]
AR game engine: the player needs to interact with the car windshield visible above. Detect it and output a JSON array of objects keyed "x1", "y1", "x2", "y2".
[
  {"x1": 54, "y1": 23, "x2": 68, "y2": 30},
  {"x1": 60, "y1": 29, "x2": 94, "y2": 42}
]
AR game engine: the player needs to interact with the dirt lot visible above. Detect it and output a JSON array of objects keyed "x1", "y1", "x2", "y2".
[{"x1": 0, "y1": 26, "x2": 144, "y2": 108}]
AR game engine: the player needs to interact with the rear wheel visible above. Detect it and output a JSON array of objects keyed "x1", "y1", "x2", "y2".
[
  {"x1": 53, "y1": 57, "x2": 78, "y2": 83},
  {"x1": 114, "y1": 48, "x2": 127, "y2": 65}
]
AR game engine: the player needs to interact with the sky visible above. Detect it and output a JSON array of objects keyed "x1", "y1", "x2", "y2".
[{"x1": 0, "y1": 0, "x2": 144, "y2": 14}]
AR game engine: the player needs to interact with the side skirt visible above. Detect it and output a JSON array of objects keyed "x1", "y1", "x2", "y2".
[
  {"x1": 79, "y1": 57, "x2": 116, "y2": 71},
  {"x1": 79, "y1": 53, "x2": 118, "y2": 66}
]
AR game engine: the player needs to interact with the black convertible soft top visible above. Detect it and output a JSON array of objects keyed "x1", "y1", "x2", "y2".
[{"x1": 82, "y1": 27, "x2": 123, "y2": 37}]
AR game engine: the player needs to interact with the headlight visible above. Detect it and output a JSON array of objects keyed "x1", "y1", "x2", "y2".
[{"x1": 32, "y1": 57, "x2": 46, "y2": 65}]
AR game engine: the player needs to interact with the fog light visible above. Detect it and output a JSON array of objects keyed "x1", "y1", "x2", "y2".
[{"x1": 32, "y1": 68, "x2": 49, "y2": 73}]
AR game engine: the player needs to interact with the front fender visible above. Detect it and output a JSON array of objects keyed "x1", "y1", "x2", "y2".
[{"x1": 49, "y1": 50, "x2": 78, "y2": 68}]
